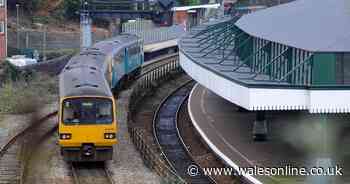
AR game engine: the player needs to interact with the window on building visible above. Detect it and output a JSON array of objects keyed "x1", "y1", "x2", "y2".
[
  {"x1": 0, "y1": 0, "x2": 3, "y2": 6},
  {"x1": 0, "y1": 21, "x2": 4, "y2": 34}
]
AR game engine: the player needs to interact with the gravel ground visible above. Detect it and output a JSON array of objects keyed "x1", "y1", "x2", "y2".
[
  {"x1": 0, "y1": 103, "x2": 59, "y2": 184},
  {"x1": 107, "y1": 89, "x2": 161, "y2": 184},
  {"x1": 24, "y1": 132, "x2": 72, "y2": 184}
]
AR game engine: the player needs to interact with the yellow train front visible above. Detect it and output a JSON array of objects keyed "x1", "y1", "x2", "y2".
[
  {"x1": 58, "y1": 51, "x2": 118, "y2": 162},
  {"x1": 59, "y1": 96, "x2": 117, "y2": 162}
]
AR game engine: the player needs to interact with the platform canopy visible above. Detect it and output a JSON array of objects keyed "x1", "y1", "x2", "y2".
[{"x1": 235, "y1": 0, "x2": 350, "y2": 52}]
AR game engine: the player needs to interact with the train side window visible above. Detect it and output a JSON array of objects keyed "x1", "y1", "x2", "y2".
[
  {"x1": 129, "y1": 47, "x2": 133, "y2": 56},
  {"x1": 114, "y1": 53, "x2": 122, "y2": 64},
  {"x1": 130, "y1": 44, "x2": 140, "y2": 56},
  {"x1": 0, "y1": 22, "x2": 4, "y2": 34}
]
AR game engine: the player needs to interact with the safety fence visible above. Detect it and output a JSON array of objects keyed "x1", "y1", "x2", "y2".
[
  {"x1": 122, "y1": 19, "x2": 185, "y2": 44},
  {"x1": 127, "y1": 54, "x2": 186, "y2": 184},
  {"x1": 7, "y1": 29, "x2": 108, "y2": 58},
  {"x1": 122, "y1": 19, "x2": 155, "y2": 33}
]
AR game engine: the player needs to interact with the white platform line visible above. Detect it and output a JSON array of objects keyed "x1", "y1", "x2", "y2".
[{"x1": 188, "y1": 84, "x2": 263, "y2": 184}]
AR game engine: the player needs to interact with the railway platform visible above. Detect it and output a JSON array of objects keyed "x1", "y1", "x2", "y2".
[
  {"x1": 144, "y1": 39, "x2": 178, "y2": 53},
  {"x1": 188, "y1": 84, "x2": 350, "y2": 184},
  {"x1": 180, "y1": 1, "x2": 350, "y2": 183}
]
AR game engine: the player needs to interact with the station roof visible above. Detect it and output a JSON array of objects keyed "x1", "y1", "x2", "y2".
[{"x1": 235, "y1": 0, "x2": 350, "y2": 52}]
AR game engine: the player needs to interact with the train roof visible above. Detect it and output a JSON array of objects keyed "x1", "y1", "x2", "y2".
[
  {"x1": 59, "y1": 50, "x2": 112, "y2": 98},
  {"x1": 93, "y1": 33, "x2": 141, "y2": 53},
  {"x1": 59, "y1": 34, "x2": 140, "y2": 99}
]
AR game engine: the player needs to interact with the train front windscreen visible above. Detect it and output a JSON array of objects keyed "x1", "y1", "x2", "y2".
[{"x1": 62, "y1": 98, "x2": 113, "y2": 125}]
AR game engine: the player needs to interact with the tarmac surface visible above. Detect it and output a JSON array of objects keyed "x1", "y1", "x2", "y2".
[{"x1": 188, "y1": 84, "x2": 350, "y2": 184}]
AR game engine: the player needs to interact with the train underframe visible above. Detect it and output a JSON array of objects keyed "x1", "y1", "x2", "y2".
[{"x1": 61, "y1": 144, "x2": 113, "y2": 162}]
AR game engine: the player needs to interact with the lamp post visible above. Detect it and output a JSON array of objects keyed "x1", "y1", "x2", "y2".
[
  {"x1": 16, "y1": 3, "x2": 19, "y2": 49},
  {"x1": 34, "y1": 23, "x2": 46, "y2": 62},
  {"x1": 81, "y1": 0, "x2": 92, "y2": 48}
]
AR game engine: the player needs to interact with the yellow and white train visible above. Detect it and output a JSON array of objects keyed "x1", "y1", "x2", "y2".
[{"x1": 59, "y1": 34, "x2": 143, "y2": 161}]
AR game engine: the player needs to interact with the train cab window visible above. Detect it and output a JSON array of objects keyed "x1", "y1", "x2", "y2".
[{"x1": 62, "y1": 98, "x2": 113, "y2": 125}]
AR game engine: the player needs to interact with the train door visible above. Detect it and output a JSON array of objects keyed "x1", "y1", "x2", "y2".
[
  {"x1": 124, "y1": 47, "x2": 129, "y2": 74},
  {"x1": 106, "y1": 55, "x2": 113, "y2": 88},
  {"x1": 112, "y1": 52, "x2": 123, "y2": 89},
  {"x1": 140, "y1": 39, "x2": 144, "y2": 66}
]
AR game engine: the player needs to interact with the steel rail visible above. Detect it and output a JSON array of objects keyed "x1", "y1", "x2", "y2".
[
  {"x1": 175, "y1": 92, "x2": 218, "y2": 184},
  {"x1": 71, "y1": 162, "x2": 114, "y2": 184},
  {"x1": 153, "y1": 80, "x2": 216, "y2": 184},
  {"x1": 0, "y1": 111, "x2": 58, "y2": 158},
  {"x1": 0, "y1": 111, "x2": 58, "y2": 184}
]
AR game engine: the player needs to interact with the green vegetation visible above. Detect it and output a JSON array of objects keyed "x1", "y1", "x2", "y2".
[
  {"x1": 9, "y1": 0, "x2": 80, "y2": 22},
  {"x1": 0, "y1": 61, "x2": 58, "y2": 114},
  {"x1": 8, "y1": 0, "x2": 42, "y2": 13},
  {"x1": 63, "y1": 0, "x2": 81, "y2": 20}
]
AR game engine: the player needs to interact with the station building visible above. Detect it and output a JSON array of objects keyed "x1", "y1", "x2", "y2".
[
  {"x1": 180, "y1": 0, "x2": 350, "y2": 113},
  {"x1": 0, "y1": 0, "x2": 6, "y2": 59}
]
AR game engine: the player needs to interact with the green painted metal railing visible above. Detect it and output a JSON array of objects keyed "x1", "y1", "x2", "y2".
[{"x1": 188, "y1": 18, "x2": 316, "y2": 86}]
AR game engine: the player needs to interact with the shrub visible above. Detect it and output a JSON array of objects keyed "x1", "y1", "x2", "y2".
[
  {"x1": 0, "y1": 73, "x2": 58, "y2": 114},
  {"x1": 64, "y1": 0, "x2": 81, "y2": 20}
]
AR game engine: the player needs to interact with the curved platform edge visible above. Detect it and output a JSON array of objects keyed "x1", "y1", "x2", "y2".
[
  {"x1": 144, "y1": 39, "x2": 178, "y2": 53},
  {"x1": 188, "y1": 84, "x2": 263, "y2": 184},
  {"x1": 180, "y1": 51, "x2": 350, "y2": 113}
]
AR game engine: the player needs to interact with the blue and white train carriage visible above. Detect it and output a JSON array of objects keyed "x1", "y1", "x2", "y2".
[{"x1": 93, "y1": 34, "x2": 144, "y2": 90}]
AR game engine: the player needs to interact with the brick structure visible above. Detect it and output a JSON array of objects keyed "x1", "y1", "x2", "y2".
[{"x1": 0, "y1": 0, "x2": 6, "y2": 59}]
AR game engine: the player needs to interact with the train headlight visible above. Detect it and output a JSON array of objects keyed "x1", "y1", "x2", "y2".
[
  {"x1": 104, "y1": 133, "x2": 116, "y2": 139},
  {"x1": 60, "y1": 133, "x2": 72, "y2": 140}
]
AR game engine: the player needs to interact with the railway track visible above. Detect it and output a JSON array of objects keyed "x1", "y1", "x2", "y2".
[
  {"x1": 153, "y1": 81, "x2": 216, "y2": 184},
  {"x1": 71, "y1": 162, "x2": 114, "y2": 184},
  {"x1": 0, "y1": 111, "x2": 58, "y2": 184}
]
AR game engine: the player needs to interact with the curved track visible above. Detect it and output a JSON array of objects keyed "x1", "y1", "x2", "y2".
[
  {"x1": 0, "y1": 111, "x2": 58, "y2": 158},
  {"x1": 71, "y1": 162, "x2": 114, "y2": 184},
  {"x1": 0, "y1": 111, "x2": 58, "y2": 183},
  {"x1": 153, "y1": 81, "x2": 216, "y2": 184}
]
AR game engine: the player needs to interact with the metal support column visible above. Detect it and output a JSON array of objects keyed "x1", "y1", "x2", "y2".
[
  {"x1": 81, "y1": 10, "x2": 92, "y2": 49},
  {"x1": 253, "y1": 111, "x2": 268, "y2": 141}
]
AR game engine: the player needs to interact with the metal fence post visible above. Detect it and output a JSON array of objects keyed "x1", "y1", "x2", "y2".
[{"x1": 43, "y1": 27, "x2": 47, "y2": 62}]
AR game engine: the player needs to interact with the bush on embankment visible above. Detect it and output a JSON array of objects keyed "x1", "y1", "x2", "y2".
[{"x1": 0, "y1": 61, "x2": 58, "y2": 114}]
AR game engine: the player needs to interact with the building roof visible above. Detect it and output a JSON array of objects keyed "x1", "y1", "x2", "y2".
[
  {"x1": 172, "y1": 3, "x2": 220, "y2": 11},
  {"x1": 235, "y1": 0, "x2": 350, "y2": 52}
]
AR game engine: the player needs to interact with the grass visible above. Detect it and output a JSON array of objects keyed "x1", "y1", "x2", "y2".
[{"x1": 0, "y1": 73, "x2": 58, "y2": 115}]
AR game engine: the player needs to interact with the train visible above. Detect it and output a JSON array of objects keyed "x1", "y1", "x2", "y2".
[{"x1": 59, "y1": 34, "x2": 144, "y2": 162}]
